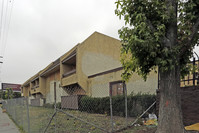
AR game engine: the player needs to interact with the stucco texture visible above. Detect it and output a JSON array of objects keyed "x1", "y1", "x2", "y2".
[{"x1": 89, "y1": 70, "x2": 158, "y2": 97}]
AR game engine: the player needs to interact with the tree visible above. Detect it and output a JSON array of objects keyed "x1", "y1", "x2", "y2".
[
  {"x1": 115, "y1": 0, "x2": 199, "y2": 133},
  {"x1": 13, "y1": 92, "x2": 21, "y2": 98},
  {"x1": 5, "y1": 88, "x2": 13, "y2": 99}
]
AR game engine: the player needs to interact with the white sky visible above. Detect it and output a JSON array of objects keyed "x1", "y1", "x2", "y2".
[
  {"x1": 0, "y1": 0, "x2": 125, "y2": 84},
  {"x1": 1, "y1": 0, "x2": 198, "y2": 85}
]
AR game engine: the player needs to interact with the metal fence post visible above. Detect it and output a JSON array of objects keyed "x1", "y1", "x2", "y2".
[
  {"x1": 54, "y1": 81, "x2": 57, "y2": 133},
  {"x1": 109, "y1": 87, "x2": 114, "y2": 132},
  {"x1": 21, "y1": 98, "x2": 24, "y2": 129},
  {"x1": 26, "y1": 97, "x2": 30, "y2": 133},
  {"x1": 124, "y1": 82, "x2": 128, "y2": 127},
  {"x1": 14, "y1": 99, "x2": 16, "y2": 122}
]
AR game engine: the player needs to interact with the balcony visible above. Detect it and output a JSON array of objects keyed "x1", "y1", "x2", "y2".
[
  {"x1": 62, "y1": 73, "x2": 78, "y2": 87},
  {"x1": 62, "y1": 69, "x2": 76, "y2": 78},
  {"x1": 31, "y1": 85, "x2": 39, "y2": 90},
  {"x1": 30, "y1": 85, "x2": 40, "y2": 94},
  {"x1": 61, "y1": 50, "x2": 77, "y2": 87}
]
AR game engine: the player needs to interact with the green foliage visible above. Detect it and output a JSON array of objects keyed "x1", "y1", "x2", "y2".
[
  {"x1": 5, "y1": 88, "x2": 14, "y2": 99},
  {"x1": 115, "y1": 0, "x2": 199, "y2": 81},
  {"x1": 80, "y1": 96, "x2": 110, "y2": 114},
  {"x1": 13, "y1": 92, "x2": 21, "y2": 98},
  {"x1": 0, "y1": 90, "x2": 21, "y2": 99},
  {"x1": 80, "y1": 93, "x2": 156, "y2": 117}
]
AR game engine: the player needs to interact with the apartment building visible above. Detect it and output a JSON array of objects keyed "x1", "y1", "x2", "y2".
[{"x1": 21, "y1": 32, "x2": 158, "y2": 106}]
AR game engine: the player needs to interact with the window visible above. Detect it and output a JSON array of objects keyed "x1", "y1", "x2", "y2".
[{"x1": 110, "y1": 81, "x2": 124, "y2": 96}]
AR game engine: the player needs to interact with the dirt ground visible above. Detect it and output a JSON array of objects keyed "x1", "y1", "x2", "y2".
[
  {"x1": 135, "y1": 127, "x2": 156, "y2": 133},
  {"x1": 121, "y1": 127, "x2": 199, "y2": 133},
  {"x1": 116, "y1": 126, "x2": 156, "y2": 133}
]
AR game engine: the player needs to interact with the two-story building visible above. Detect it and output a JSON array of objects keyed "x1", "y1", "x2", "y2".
[{"x1": 21, "y1": 32, "x2": 158, "y2": 106}]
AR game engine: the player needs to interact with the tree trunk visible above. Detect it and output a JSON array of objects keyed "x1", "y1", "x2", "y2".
[{"x1": 156, "y1": 65, "x2": 186, "y2": 133}]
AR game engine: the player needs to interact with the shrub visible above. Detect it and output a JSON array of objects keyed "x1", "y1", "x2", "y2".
[
  {"x1": 56, "y1": 102, "x2": 61, "y2": 109},
  {"x1": 80, "y1": 93, "x2": 156, "y2": 117}
]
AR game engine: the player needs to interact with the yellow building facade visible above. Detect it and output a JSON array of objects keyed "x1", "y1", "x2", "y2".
[{"x1": 21, "y1": 32, "x2": 158, "y2": 105}]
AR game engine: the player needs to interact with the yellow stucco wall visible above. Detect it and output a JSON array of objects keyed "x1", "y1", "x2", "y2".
[
  {"x1": 77, "y1": 32, "x2": 122, "y2": 95},
  {"x1": 60, "y1": 45, "x2": 78, "y2": 87},
  {"x1": 88, "y1": 70, "x2": 158, "y2": 97},
  {"x1": 22, "y1": 85, "x2": 30, "y2": 97},
  {"x1": 44, "y1": 70, "x2": 60, "y2": 96},
  {"x1": 61, "y1": 74, "x2": 78, "y2": 86},
  {"x1": 60, "y1": 32, "x2": 157, "y2": 96},
  {"x1": 60, "y1": 32, "x2": 121, "y2": 95},
  {"x1": 22, "y1": 32, "x2": 158, "y2": 99}
]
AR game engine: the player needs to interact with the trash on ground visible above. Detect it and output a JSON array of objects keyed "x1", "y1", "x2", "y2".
[
  {"x1": 2, "y1": 109, "x2": 6, "y2": 113},
  {"x1": 144, "y1": 113, "x2": 158, "y2": 126},
  {"x1": 185, "y1": 123, "x2": 199, "y2": 131},
  {"x1": 149, "y1": 113, "x2": 157, "y2": 120},
  {"x1": 144, "y1": 119, "x2": 158, "y2": 126}
]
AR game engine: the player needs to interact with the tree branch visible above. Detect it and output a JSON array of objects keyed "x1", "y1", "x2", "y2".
[
  {"x1": 146, "y1": 19, "x2": 171, "y2": 47},
  {"x1": 180, "y1": 17, "x2": 199, "y2": 55}
]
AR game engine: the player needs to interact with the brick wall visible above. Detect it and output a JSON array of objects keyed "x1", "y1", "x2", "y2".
[{"x1": 157, "y1": 86, "x2": 199, "y2": 126}]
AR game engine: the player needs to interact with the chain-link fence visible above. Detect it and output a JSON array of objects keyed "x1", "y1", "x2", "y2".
[
  {"x1": 2, "y1": 97, "x2": 55, "y2": 133},
  {"x1": 2, "y1": 81, "x2": 156, "y2": 133},
  {"x1": 2, "y1": 97, "x2": 30, "y2": 132}
]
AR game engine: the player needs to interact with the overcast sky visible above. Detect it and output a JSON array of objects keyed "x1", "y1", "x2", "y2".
[
  {"x1": 1, "y1": 0, "x2": 199, "y2": 85},
  {"x1": 0, "y1": 0, "x2": 125, "y2": 84}
]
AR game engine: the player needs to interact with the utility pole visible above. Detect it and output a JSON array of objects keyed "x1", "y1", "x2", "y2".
[{"x1": 0, "y1": 56, "x2": 3, "y2": 99}]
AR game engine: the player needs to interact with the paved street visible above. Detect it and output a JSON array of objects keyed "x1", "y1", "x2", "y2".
[{"x1": 0, "y1": 106, "x2": 20, "y2": 133}]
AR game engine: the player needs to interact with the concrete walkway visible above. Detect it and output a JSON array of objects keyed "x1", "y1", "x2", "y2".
[{"x1": 0, "y1": 107, "x2": 20, "y2": 133}]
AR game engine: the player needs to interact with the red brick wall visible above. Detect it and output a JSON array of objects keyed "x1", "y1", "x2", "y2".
[{"x1": 156, "y1": 86, "x2": 199, "y2": 126}]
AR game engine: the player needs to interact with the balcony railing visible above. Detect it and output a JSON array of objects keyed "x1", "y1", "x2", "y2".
[
  {"x1": 62, "y1": 69, "x2": 76, "y2": 78},
  {"x1": 31, "y1": 85, "x2": 39, "y2": 90}
]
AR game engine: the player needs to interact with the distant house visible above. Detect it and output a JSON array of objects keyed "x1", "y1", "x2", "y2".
[{"x1": 21, "y1": 32, "x2": 158, "y2": 106}]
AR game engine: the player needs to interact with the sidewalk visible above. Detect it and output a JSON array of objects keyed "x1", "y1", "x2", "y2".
[{"x1": 0, "y1": 106, "x2": 20, "y2": 133}]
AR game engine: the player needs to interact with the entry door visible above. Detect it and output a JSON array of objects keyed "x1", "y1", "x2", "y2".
[{"x1": 110, "y1": 81, "x2": 124, "y2": 96}]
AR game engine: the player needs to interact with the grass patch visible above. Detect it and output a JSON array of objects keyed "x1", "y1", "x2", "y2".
[
  {"x1": 5, "y1": 104, "x2": 155, "y2": 133},
  {"x1": 13, "y1": 106, "x2": 136, "y2": 133}
]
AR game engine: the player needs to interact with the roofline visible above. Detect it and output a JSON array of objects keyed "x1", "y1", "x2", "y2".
[
  {"x1": 80, "y1": 31, "x2": 120, "y2": 45},
  {"x1": 88, "y1": 67, "x2": 123, "y2": 78}
]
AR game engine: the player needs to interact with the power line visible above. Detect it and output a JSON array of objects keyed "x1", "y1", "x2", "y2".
[
  {"x1": 2, "y1": 0, "x2": 14, "y2": 57},
  {"x1": 0, "y1": 0, "x2": 14, "y2": 83},
  {"x1": 0, "y1": 0, "x2": 14, "y2": 57},
  {"x1": 0, "y1": 0, "x2": 5, "y2": 56}
]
